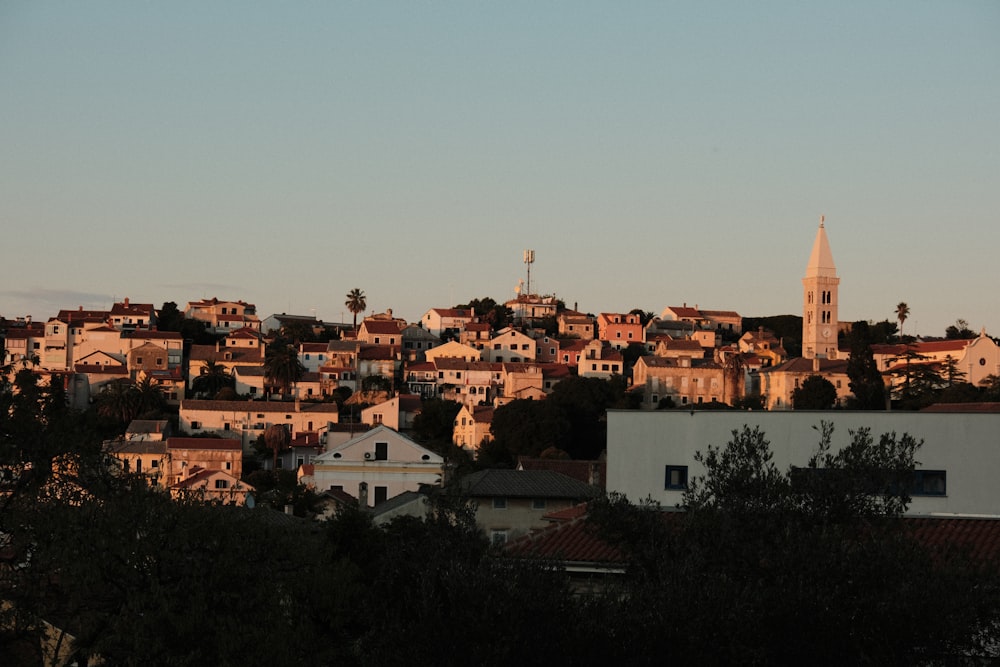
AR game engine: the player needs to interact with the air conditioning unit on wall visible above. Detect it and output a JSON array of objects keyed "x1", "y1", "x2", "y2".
[{"x1": 364, "y1": 452, "x2": 374, "y2": 460}]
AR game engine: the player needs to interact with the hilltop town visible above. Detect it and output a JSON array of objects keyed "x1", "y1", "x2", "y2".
[
  {"x1": 1, "y1": 218, "x2": 998, "y2": 512},
  {"x1": 3, "y1": 220, "x2": 1000, "y2": 664}
]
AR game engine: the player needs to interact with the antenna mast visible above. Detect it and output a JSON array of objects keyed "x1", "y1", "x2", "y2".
[{"x1": 523, "y1": 249, "x2": 535, "y2": 297}]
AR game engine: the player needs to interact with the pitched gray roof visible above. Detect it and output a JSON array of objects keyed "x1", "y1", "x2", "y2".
[{"x1": 456, "y1": 469, "x2": 599, "y2": 500}]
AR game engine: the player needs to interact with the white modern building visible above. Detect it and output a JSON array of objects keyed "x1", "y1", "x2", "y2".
[{"x1": 606, "y1": 410, "x2": 1000, "y2": 517}]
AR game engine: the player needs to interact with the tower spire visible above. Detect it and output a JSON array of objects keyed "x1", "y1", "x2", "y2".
[
  {"x1": 802, "y1": 216, "x2": 840, "y2": 360},
  {"x1": 805, "y1": 215, "x2": 836, "y2": 279}
]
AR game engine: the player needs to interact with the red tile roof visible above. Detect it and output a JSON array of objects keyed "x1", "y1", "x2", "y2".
[
  {"x1": 666, "y1": 306, "x2": 702, "y2": 319},
  {"x1": 920, "y1": 402, "x2": 1000, "y2": 413},
  {"x1": 74, "y1": 364, "x2": 128, "y2": 375},
  {"x1": 509, "y1": 511, "x2": 1000, "y2": 569},
  {"x1": 110, "y1": 301, "x2": 154, "y2": 316},
  {"x1": 873, "y1": 340, "x2": 972, "y2": 356},
  {"x1": 517, "y1": 457, "x2": 606, "y2": 488},
  {"x1": 506, "y1": 508, "x2": 624, "y2": 565},
  {"x1": 430, "y1": 308, "x2": 474, "y2": 318},
  {"x1": 167, "y1": 437, "x2": 242, "y2": 451},
  {"x1": 362, "y1": 320, "x2": 404, "y2": 335},
  {"x1": 906, "y1": 517, "x2": 1000, "y2": 563}
]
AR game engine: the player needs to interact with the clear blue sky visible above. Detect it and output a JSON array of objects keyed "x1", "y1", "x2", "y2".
[{"x1": 2, "y1": 2, "x2": 998, "y2": 336}]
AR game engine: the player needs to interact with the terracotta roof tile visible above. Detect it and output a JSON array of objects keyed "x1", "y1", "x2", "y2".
[
  {"x1": 517, "y1": 457, "x2": 605, "y2": 488},
  {"x1": 430, "y1": 308, "x2": 474, "y2": 318},
  {"x1": 506, "y1": 509, "x2": 624, "y2": 565},
  {"x1": 167, "y1": 437, "x2": 242, "y2": 451},
  {"x1": 361, "y1": 320, "x2": 404, "y2": 334},
  {"x1": 456, "y1": 469, "x2": 600, "y2": 499},
  {"x1": 921, "y1": 402, "x2": 1000, "y2": 413}
]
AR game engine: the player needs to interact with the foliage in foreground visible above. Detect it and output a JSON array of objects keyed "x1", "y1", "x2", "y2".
[
  {"x1": 3, "y1": 368, "x2": 999, "y2": 666},
  {"x1": 588, "y1": 424, "x2": 1000, "y2": 665}
]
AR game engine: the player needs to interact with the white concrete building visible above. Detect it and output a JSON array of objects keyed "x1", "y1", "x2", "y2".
[
  {"x1": 310, "y1": 425, "x2": 444, "y2": 507},
  {"x1": 606, "y1": 410, "x2": 1000, "y2": 517}
]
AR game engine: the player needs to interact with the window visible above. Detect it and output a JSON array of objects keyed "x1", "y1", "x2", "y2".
[
  {"x1": 191, "y1": 421, "x2": 201, "y2": 430},
  {"x1": 224, "y1": 422, "x2": 231, "y2": 431},
  {"x1": 215, "y1": 479, "x2": 229, "y2": 489},
  {"x1": 493, "y1": 497, "x2": 507, "y2": 510},
  {"x1": 156, "y1": 357, "x2": 163, "y2": 365},
  {"x1": 375, "y1": 442, "x2": 388, "y2": 460},
  {"x1": 665, "y1": 466, "x2": 688, "y2": 490},
  {"x1": 374, "y1": 486, "x2": 388, "y2": 505},
  {"x1": 150, "y1": 460, "x2": 158, "y2": 468},
  {"x1": 491, "y1": 530, "x2": 508, "y2": 546},
  {"x1": 225, "y1": 461, "x2": 232, "y2": 470},
  {"x1": 912, "y1": 470, "x2": 946, "y2": 496},
  {"x1": 136, "y1": 357, "x2": 143, "y2": 365},
  {"x1": 532, "y1": 498, "x2": 546, "y2": 510}
]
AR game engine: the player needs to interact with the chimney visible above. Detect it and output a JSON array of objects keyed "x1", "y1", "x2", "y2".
[
  {"x1": 589, "y1": 462, "x2": 601, "y2": 488},
  {"x1": 358, "y1": 481, "x2": 369, "y2": 508},
  {"x1": 124, "y1": 297, "x2": 129, "y2": 307}
]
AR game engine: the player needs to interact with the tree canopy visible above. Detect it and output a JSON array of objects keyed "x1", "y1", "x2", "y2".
[
  {"x1": 453, "y1": 296, "x2": 513, "y2": 332},
  {"x1": 791, "y1": 374, "x2": 838, "y2": 409},
  {"x1": 488, "y1": 375, "x2": 632, "y2": 462},
  {"x1": 588, "y1": 424, "x2": 1000, "y2": 664},
  {"x1": 845, "y1": 320, "x2": 887, "y2": 410}
]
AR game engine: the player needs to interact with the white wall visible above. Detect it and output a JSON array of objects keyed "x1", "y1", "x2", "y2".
[{"x1": 607, "y1": 410, "x2": 1000, "y2": 517}]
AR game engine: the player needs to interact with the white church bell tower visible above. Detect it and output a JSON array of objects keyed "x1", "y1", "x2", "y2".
[{"x1": 802, "y1": 216, "x2": 839, "y2": 360}]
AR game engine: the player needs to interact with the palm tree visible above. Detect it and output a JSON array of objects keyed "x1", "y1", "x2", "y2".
[
  {"x1": 134, "y1": 374, "x2": 167, "y2": 416},
  {"x1": 192, "y1": 359, "x2": 233, "y2": 398},
  {"x1": 345, "y1": 288, "x2": 367, "y2": 331},
  {"x1": 895, "y1": 302, "x2": 910, "y2": 341},
  {"x1": 263, "y1": 423, "x2": 291, "y2": 471},
  {"x1": 96, "y1": 379, "x2": 142, "y2": 426},
  {"x1": 264, "y1": 343, "x2": 305, "y2": 398}
]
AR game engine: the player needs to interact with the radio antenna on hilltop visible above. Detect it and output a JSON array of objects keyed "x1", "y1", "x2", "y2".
[{"x1": 523, "y1": 249, "x2": 535, "y2": 297}]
